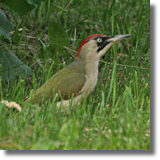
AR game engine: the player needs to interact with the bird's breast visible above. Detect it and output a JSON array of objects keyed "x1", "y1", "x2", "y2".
[{"x1": 80, "y1": 67, "x2": 98, "y2": 96}]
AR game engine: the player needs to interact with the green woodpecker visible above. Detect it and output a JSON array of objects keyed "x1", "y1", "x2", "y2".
[
  {"x1": 25, "y1": 34, "x2": 131, "y2": 107},
  {"x1": 2, "y1": 34, "x2": 130, "y2": 111}
]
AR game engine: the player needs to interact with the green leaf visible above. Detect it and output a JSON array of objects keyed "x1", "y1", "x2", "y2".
[
  {"x1": 48, "y1": 20, "x2": 69, "y2": 57},
  {"x1": 0, "y1": 45, "x2": 32, "y2": 82},
  {"x1": 1, "y1": 0, "x2": 35, "y2": 16},
  {"x1": 0, "y1": 9, "x2": 14, "y2": 41}
]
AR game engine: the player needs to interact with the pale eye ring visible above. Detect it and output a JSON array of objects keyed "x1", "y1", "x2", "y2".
[{"x1": 97, "y1": 38, "x2": 103, "y2": 43}]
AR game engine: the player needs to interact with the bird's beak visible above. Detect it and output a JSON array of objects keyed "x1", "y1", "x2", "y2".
[{"x1": 107, "y1": 34, "x2": 131, "y2": 43}]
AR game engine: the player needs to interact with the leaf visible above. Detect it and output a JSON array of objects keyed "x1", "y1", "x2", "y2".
[
  {"x1": 1, "y1": 0, "x2": 35, "y2": 16},
  {"x1": 48, "y1": 20, "x2": 69, "y2": 57},
  {"x1": 0, "y1": 9, "x2": 14, "y2": 41},
  {"x1": 0, "y1": 45, "x2": 32, "y2": 82}
]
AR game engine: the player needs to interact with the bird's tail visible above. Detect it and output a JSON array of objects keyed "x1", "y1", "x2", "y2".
[{"x1": 1, "y1": 100, "x2": 22, "y2": 112}]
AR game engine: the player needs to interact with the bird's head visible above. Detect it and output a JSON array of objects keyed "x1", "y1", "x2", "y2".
[{"x1": 76, "y1": 34, "x2": 131, "y2": 60}]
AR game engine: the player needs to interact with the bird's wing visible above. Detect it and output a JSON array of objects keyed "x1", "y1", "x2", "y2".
[
  {"x1": 55, "y1": 72, "x2": 86, "y2": 99},
  {"x1": 25, "y1": 65, "x2": 86, "y2": 104}
]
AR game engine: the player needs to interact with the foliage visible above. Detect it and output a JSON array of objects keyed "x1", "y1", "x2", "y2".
[
  {"x1": 47, "y1": 19, "x2": 69, "y2": 57},
  {"x1": 0, "y1": 0, "x2": 45, "y2": 81},
  {"x1": 0, "y1": 8, "x2": 13, "y2": 41},
  {"x1": 0, "y1": 0, "x2": 45, "y2": 15},
  {"x1": 0, "y1": 9, "x2": 31, "y2": 81},
  {"x1": 39, "y1": 19, "x2": 69, "y2": 59},
  {"x1": 0, "y1": 0, "x2": 71, "y2": 81},
  {"x1": 0, "y1": 2, "x2": 30, "y2": 81},
  {"x1": 0, "y1": 46, "x2": 31, "y2": 82}
]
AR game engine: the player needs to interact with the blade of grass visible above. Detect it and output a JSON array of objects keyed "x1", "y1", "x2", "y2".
[{"x1": 106, "y1": 60, "x2": 116, "y2": 104}]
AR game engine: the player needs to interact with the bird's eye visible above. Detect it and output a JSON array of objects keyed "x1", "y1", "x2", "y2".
[{"x1": 97, "y1": 38, "x2": 103, "y2": 43}]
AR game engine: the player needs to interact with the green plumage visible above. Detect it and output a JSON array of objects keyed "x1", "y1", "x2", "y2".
[{"x1": 26, "y1": 58, "x2": 86, "y2": 104}]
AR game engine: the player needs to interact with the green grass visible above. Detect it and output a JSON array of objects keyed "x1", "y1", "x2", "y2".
[{"x1": 0, "y1": 0, "x2": 150, "y2": 150}]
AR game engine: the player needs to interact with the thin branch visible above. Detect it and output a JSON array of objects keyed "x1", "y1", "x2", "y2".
[{"x1": 100, "y1": 60, "x2": 149, "y2": 70}]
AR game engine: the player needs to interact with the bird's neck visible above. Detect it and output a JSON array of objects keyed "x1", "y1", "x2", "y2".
[
  {"x1": 78, "y1": 52, "x2": 99, "y2": 81},
  {"x1": 82, "y1": 52, "x2": 99, "y2": 75},
  {"x1": 75, "y1": 52, "x2": 99, "y2": 96}
]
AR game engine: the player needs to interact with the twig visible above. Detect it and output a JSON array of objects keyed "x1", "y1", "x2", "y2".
[{"x1": 100, "y1": 60, "x2": 149, "y2": 70}]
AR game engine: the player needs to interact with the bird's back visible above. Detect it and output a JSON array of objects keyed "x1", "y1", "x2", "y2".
[{"x1": 25, "y1": 59, "x2": 86, "y2": 105}]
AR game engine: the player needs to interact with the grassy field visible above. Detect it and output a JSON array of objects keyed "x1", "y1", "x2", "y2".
[{"x1": 0, "y1": 0, "x2": 150, "y2": 150}]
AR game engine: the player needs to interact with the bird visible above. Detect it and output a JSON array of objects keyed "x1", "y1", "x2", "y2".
[
  {"x1": 25, "y1": 34, "x2": 131, "y2": 107},
  {"x1": 2, "y1": 33, "x2": 131, "y2": 111}
]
